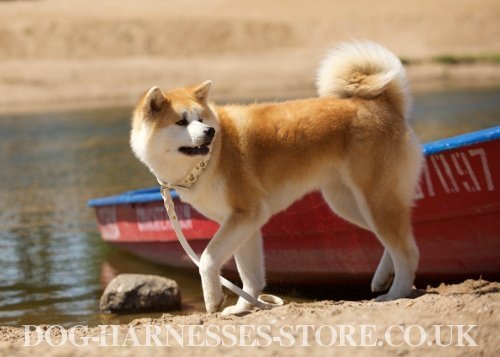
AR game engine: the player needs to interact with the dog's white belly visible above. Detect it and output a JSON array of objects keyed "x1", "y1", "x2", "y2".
[
  {"x1": 265, "y1": 184, "x2": 317, "y2": 217},
  {"x1": 263, "y1": 165, "x2": 336, "y2": 216}
]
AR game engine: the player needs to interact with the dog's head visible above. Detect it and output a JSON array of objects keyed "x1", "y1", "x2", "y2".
[{"x1": 130, "y1": 81, "x2": 218, "y2": 182}]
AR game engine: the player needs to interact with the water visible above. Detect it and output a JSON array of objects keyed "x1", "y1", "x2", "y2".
[{"x1": 0, "y1": 87, "x2": 499, "y2": 327}]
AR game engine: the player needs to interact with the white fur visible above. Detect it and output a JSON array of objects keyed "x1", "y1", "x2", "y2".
[
  {"x1": 130, "y1": 107, "x2": 218, "y2": 185},
  {"x1": 371, "y1": 249, "x2": 394, "y2": 292},
  {"x1": 317, "y1": 41, "x2": 411, "y2": 118}
]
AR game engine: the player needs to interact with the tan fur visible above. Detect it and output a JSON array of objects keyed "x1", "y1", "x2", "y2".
[{"x1": 130, "y1": 41, "x2": 423, "y2": 314}]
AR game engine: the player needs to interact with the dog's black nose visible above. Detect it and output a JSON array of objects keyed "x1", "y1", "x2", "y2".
[{"x1": 204, "y1": 127, "x2": 215, "y2": 138}]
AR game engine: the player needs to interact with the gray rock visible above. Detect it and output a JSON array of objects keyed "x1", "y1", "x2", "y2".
[{"x1": 100, "y1": 274, "x2": 181, "y2": 314}]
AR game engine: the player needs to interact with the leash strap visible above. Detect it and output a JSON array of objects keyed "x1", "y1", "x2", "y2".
[{"x1": 159, "y1": 184, "x2": 284, "y2": 311}]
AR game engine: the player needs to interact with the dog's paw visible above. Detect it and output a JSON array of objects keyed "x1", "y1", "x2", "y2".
[
  {"x1": 221, "y1": 304, "x2": 253, "y2": 316},
  {"x1": 374, "y1": 292, "x2": 399, "y2": 302},
  {"x1": 205, "y1": 294, "x2": 226, "y2": 313},
  {"x1": 371, "y1": 273, "x2": 394, "y2": 293},
  {"x1": 374, "y1": 288, "x2": 414, "y2": 302}
]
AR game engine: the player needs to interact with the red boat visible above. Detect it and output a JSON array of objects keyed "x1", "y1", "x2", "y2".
[{"x1": 89, "y1": 126, "x2": 500, "y2": 286}]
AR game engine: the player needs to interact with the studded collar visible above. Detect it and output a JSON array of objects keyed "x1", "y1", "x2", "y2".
[{"x1": 156, "y1": 147, "x2": 213, "y2": 191}]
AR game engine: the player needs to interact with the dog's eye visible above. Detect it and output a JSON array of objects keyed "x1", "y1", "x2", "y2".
[
  {"x1": 176, "y1": 118, "x2": 188, "y2": 126},
  {"x1": 198, "y1": 118, "x2": 203, "y2": 123},
  {"x1": 176, "y1": 113, "x2": 189, "y2": 126}
]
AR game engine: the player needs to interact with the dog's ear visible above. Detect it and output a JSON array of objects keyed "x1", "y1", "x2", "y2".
[
  {"x1": 193, "y1": 80, "x2": 212, "y2": 102},
  {"x1": 143, "y1": 86, "x2": 168, "y2": 115}
]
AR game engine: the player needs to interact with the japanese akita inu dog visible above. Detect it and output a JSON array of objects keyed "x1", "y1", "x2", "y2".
[{"x1": 131, "y1": 41, "x2": 423, "y2": 315}]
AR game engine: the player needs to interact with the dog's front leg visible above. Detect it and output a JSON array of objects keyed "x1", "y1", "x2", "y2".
[
  {"x1": 199, "y1": 213, "x2": 263, "y2": 313},
  {"x1": 221, "y1": 232, "x2": 265, "y2": 315}
]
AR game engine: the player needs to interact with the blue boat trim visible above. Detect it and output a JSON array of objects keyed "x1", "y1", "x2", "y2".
[
  {"x1": 88, "y1": 126, "x2": 500, "y2": 207},
  {"x1": 423, "y1": 125, "x2": 500, "y2": 155},
  {"x1": 88, "y1": 186, "x2": 178, "y2": 207}
]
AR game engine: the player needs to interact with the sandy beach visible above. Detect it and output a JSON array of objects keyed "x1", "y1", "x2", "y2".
[
  {"x1": 0, "y1": 0, "x2": 499, "y2": 355},
  {"x1": 0, "y1": 280, "x2": 498, "y2": 356},
  {"x1": 0, "y1": 0, "x2": 499, "y2": 113}
]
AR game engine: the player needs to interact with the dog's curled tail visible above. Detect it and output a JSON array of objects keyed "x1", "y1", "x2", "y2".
[{"x1": 316, "y1": 41, "x2": 410, "y2": 118}]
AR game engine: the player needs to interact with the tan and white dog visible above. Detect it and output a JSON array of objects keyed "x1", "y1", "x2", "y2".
[{"x1": 130, "y1": 41, "x2": 423, "y2": 315}]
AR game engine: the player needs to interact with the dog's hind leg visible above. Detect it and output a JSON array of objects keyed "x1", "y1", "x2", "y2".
[
  {"x1": 371, "y1": 249, "x2": 394, "y2": 292},
  {"x1": 374, "y1": 231, "x2": 418, "y2": 301},
  {"x1": 322, "y1": 182, "x2": 395, "y2": 292},
  {"x1": 221, "y1": 232, "x2": 266, "y2": 315},
  {"x1": 321, "y1": 182, "x2": 371, "y2": 230},
  {"x1": 350, "y1": 183, "x2": 419, "y2": 301}
]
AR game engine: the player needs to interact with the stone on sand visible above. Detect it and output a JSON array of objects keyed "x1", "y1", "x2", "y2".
[{"x1": 100, "y1": 274, "x2": 181, "y2": 314}]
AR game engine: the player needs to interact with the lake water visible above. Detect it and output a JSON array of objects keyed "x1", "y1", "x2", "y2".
[{"x1": 0, "y1": 87, "x2": 499, "y2": 327}]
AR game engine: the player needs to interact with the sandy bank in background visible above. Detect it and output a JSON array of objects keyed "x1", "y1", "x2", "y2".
[{"x1": 0, "y1": 0, "x2": 499, "y2": 113}]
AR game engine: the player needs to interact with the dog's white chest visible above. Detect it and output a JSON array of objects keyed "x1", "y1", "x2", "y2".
[{"x1": 178, "y1": 185, "x2": 229, "y2": 224}]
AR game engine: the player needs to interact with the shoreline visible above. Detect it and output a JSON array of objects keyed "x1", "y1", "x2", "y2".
[{"x1": 0, "y1": 61, "x2": 499, "y2": 116}]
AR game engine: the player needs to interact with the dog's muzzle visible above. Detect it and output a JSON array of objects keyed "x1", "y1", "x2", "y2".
[{"x1": 179, "y1": 127, "x2": 215, "y2": 156}]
